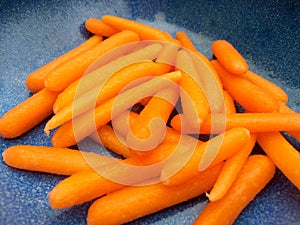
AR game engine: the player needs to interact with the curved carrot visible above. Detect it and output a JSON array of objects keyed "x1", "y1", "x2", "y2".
[
  {"x1": 85, "y1": 18, "x2": 118, "y2": 37},
  {"x1": 176, "y1": 49, "x2": 210, "y2": 128},
  {"x1": 86, "y1": 163, "x2": 223, "y2": 225},
  {"x1": 90, "y1": 125, "x2": 132, "y2": 158},
  {"x1": 206, "y1": 135, "x2": 256, "y2": 201},
  {"x1": 2, "y1": 145, "x2": 109, "y2": 175},
  {"x1": 102, "y1": 15, "x2": 175, "y2": 42},
  {"x1": 257, "y1": 132, "x2": 300, "y2": 189},
  {"x1": 193, "y1": 155, "x2": 275, "y2": 225},
  {"x1": 212, "y1": 40, "x2": 248, "y2": 75},
  {"x1": 126, "y1": 87, "x2": 179, "y2": 153},
  {"x1": 211, "y1": 60, "x2": 279, "y2": 112},
  {"x1": 52, "y1": 44, "x2": 164, "y2": 113},
  {"x1": 242, "y1": 70, "x2": 288, "y2": 103},
  {"x1": 0, "y1": 88, "x2": 58, "y2": 138},
  {"x1": 161, "y1": 127, "x2": 250, "y2": 186},
  {"x1": 25, "y1": 35, "x2": 103, "y2": 93},
  {"x1": 44, "y1": 30, "x2": 140, "y2": 92},
  {"x1": 176, "y1": 31, "x2": 197, "y2": 51},
  {"x1": 51, "y1": 71, "x2": 182, "y2": 147}
]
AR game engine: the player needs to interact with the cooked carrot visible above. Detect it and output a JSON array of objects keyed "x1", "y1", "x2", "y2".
[
  {"x1": 2, "y1": 145, "x2": 110, "y2": 175},
  {"x1": 223, "y1": 90, "x2": 236, "y2": 114},
  {"x1": 85, "y1": 18, "x2": 118, "y2": 37},
  {"x1": 211, "y1": 60, "x2": 279, "y2": 112},
  {"x1": 44, "y1": 30, "x2": 140, "y2": 92},
  {"x1": 161, "y1": 127, "x2": 250, "y2": 186},
  {"x1": 86, "y1": 163, "x2": 223, "y2": 225},
  {"x1": 242, "y1": 70, "x2": 288, "y2": 103},
  {"x1": 102, "y1": 15, "x2": 175, "y2": 42},
  {"x1": 51, "y1": 71, "x2": 182, "y2": 147},
  {"x1": 212, "y1": 40, "x2": 248, "y2": 75},
  {"x1": 193, "y1": 155, "x2": 275, "y2": 225},
  {"x1": 206, "y1": 135, "x2": 256, "y2": 201},
  {"x1": 49, "y1": 61, "x2": 170, "y2": 129},
  {"x1": 126, "y1": 87, "x2": 179, "y2": 152},
  {"x1": 279, "y1": 103, "x2": 300, "y2": 142},
  {"x1": 176, "y1": 49, "x2": 210, "y2": 128},
  {"x1": 90, "y1": 124, "x2": 132, "y2": 158},
  {"x1": 176, "y1": 31, "x2": 197, "y2": 51},
  {"x1": 25, "y1": 35, "x2": 103, "y2": 93},
  {"x1": 171, "y1": 112, "x2": 300, "y2": 134},
  {"x1": 257, "y1": 132, "x2": 300, "y2": 189},
  {"x1": 0, "y1": 88, "x2": 58, "y2": 138},
  {"x1": 52, "y1": 44, "x2": 164, "y2": 113}
]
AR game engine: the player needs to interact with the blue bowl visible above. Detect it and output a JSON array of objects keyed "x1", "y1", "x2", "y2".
[{"x1": 1, "y1": 0, "x2": 299, "y2": 224}]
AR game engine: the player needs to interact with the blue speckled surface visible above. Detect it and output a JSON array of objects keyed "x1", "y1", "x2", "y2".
[{"x1": 0, "y1": 0, "x2": 299, "y2": 224}]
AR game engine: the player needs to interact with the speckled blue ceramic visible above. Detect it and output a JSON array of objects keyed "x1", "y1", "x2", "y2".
[{"x1": 1, "y1": 0, "x2": 299, "y2": 224}]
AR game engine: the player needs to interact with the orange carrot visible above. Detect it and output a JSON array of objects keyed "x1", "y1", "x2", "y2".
[
  {"x1": 126, "y1": 87, "x2": 179, "y2": 152},
  {"x1": 25, "y1": 35, "x2": 103, "y2": 93},
  {"x1": 2, "y1": 145, "x2": 110, "y2": 175},
  {"x1": 52, "y1": 43, "x2": 164, "y2": 113},
  {"x1": 51, "y1": 71, "x2": 182, "y2": 147},
  {"x1": 242, "y1": 70, "x2": 288, "y2": 103},
  {"x1": 161, "y1": 127, "x2": 250, "y2": 186},
  {"x1": 212, "y1": 40, "x2": 248, "y2": 75},
  {"x1": 257, "y1": 132, "x2": 300, "y2": 189},
  {"x1": 279, "y1": 103, "x2": 300, "y2": 142},
  {"x1": 176, "y1": 49, "x2": 210, "y2": 128},
  {"x1": 85, "y1": 18, "x2": 118, "y2": 37},
  {"x1": 49, "y1": 61, "x2": 170, "y2": 130},
  {"x1": 171, "y1": 112, "x2": 300, "y2": 134},
  {"x1": 102, "y1": 15, "x2": 175, "y2": 42},
  {"x1": 211, "y1": 60, "x2": 279, "y2": 112},
  {"x1": 90, "y1": 125, "x2": 132, "y2": 158},
  {"x1": 0, "y1": 88, "x2": 58, "y2": 138},
  {"x1": 206, "y1": 135, "x2": 256, "y2": 201},
  {"x1": 223, "y1": 90, "x2": 236, "y2": 114},
  {"x1": 193, "y1": 155, "x2": 275, "y2": 225},
  {"x1": 86, "y1": 163, "x2": 223, "y2": 225},
  {"x1": 44, "y1": 30, "x2": 140, "y2": 92},
  {"x1": 176, "y1": 31, "x2": 197, "y2": 51}
]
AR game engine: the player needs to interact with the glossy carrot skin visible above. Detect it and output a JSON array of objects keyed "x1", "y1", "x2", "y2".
[
  {"x1": 193, "y1": 155, "x2": 275, "y2": 225},
  {"x1": 85, "y1": 18, "x2": 118, "y2": 37}
]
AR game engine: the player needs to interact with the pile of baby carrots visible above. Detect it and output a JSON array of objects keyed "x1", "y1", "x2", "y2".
[{"x1": 1, "y1": 15, "x2": 300, "y2": 225}]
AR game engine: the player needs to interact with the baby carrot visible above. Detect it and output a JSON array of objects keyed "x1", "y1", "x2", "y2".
[
  {"x1": 212, "y1": 40, "x2": 248, "y2": 75},
  {"x1": 52, "y1": 44, "x2": 164, "y2": 113},
  {"x1": 90, "y1": 125, "x2": 132, "y2": 158},
  {"x1": 102, "y1": 15, "x2": 175, "y2": 42},
  {"x1": 279, "y1": 103, "x2": 300, "y2": 141},
  {"x1": 85, "y1": 18, "x2": 118, "y2": 37},
  {"x1": 161, "y1": 127, "x2": 250, "y2": 186},
  {"x1": 211, "y1": 60, "x2": 280, "y2": 112},
  {"x1": 171, "y1": 113, "x2": 300, "y2": 134},
  {"x1": 257, "y1": 132, "x2": 300, "y2": 189},
  {"x1": 86, "y1": 163, "x2": 223, "y2": 225},
  {"x1": 242, "y1": 70, "x2": 288, "y2": 103},
  {"x1": 48, "y1": 61, "x2": 170, "y2": 129},
  {"x1": 223, "y1": 90, "x2": 236, "y2": 114},
  {"x1": 51, "y1": 71, "x2": 182, "y2": 147},
  {"x1": 0, "y1": 88, "x2": 58, "y2": 138},
  {"x1": 176, "y1": 49, "x2": 210, "y2": 128},
  {"x1": 44, "y1": 30, "x2": 140, "y2": 92},
  {"x1": 176, "y1": 31, "x2": 197, "y2": 51},
  {"x1": 25, "y1": 35, "x2": 103, "y2": 93},
  {"x1": 193, "y1": 155, "x2": 275, "y2": 225},
  {"x1": 126, "y1": 87, "x2": 179, "y2": 152},
  {"x1": 206, "y1": 135, "x2": 256, "y2": 201},
  {"x1": 2, "y1": 145, "x2": 110, "y2": 175}
]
